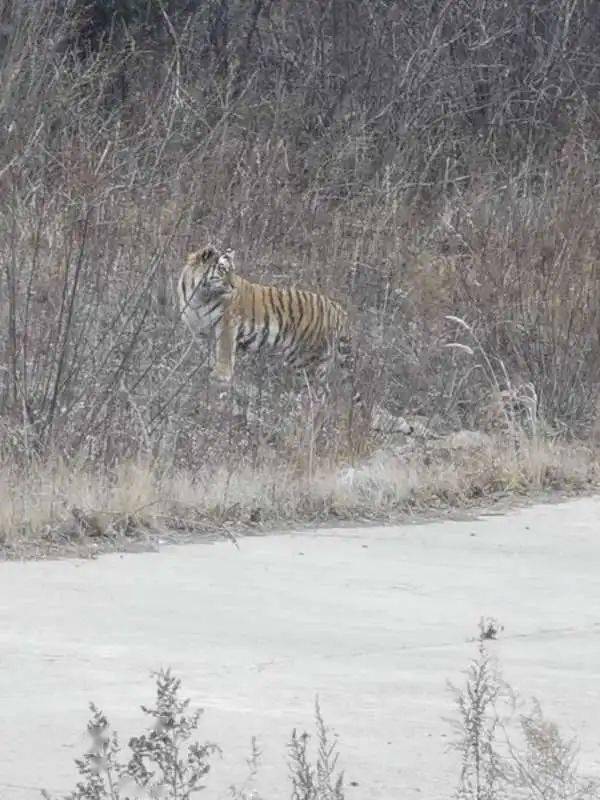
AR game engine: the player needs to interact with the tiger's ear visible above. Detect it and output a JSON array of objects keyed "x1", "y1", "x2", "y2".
[
  {"x1": 224, "y1": 249, "x2": 236, "y2": 269},
  {"x1": 200, "y1": 245, "x2": 217, "y2": 262}
]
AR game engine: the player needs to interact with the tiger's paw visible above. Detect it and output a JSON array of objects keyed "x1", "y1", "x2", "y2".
[
  {"x1": 213, "y1": 371, "x2": 233, "y2": 386},
  {"x1": 213, "y1": 371, "x2": 233, "y2": 401}
]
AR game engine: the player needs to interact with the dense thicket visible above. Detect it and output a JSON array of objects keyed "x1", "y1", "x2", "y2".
[{"x1": 2, "y1": 0, "x2": 600, "y2": 468}]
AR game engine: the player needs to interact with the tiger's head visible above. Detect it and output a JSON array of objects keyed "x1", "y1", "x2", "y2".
[{"x1": 178, "y1": 245, "x2": 237, "y2": 312}]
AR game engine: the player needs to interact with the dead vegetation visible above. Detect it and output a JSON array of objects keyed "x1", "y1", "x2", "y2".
[
  {"x1": 43, "y1": 641, "x2": 600, "y2": 799},
  {"x1": 2, "y1": 1, "x2": 600, "y2": 554},
  {"x1": 1, "y1": 430, "x2": 597, "y2": 559}
]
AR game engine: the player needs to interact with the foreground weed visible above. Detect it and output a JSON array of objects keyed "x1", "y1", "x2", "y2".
[
  {"x1": 46, "y1": 674, "x2": 344, "y2": 800},
  {"x1": 45, "y1": 654, "x2": 599, "y2": 800},
  {"x1": 229, "y1": 737, "x2": 263, "y2": 800},
  {"x1": 288, "y1": 699, "x2": 344, "y2": 800},
  {"x1": 505, "y1": 700, "x2": 599, "y2": 800},
  {"x1": 450, "y1": 633, "x2": 599, "y2": 800},
  {"x1": 450, "y1": 641, "x2": 509, "y2": 800},
  {"x1": 44, "y1": 669, "x2": 218, "y2": 800}
]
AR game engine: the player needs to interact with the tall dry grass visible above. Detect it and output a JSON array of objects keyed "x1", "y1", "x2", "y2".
[{"x1": 1, "y1": 431, "x2": 596, "y2": 556}]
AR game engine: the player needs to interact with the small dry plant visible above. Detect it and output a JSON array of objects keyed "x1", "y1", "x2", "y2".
[
  {"x1": 287, "y1": 700, "x2": 345, "y2": 800},
  {"x1": 450, "y1": 635, "x2": 599, "y2": 800},
  {"x1": 450, "y1": 639, "x2": 511, "y2": 800},
  {"x1": 42, "y1": 669, "x2": 219, "y2": 800}
]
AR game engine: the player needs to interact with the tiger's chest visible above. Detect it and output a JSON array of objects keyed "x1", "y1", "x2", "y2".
[{"x1": 185, "y1": 294, "x2": 226, "y2": 332}]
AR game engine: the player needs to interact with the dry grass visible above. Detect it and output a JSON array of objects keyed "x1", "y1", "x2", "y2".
[{"x1": 1, "y1": 430, "x2": 597, "y2": 558}]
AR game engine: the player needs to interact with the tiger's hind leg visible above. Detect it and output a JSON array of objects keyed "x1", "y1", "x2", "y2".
[
  {"x1": 333, "y1": 332, "x2": 365, "y2": 414},
  {"x1": 302, "y1": 367, "x2": 330, "y2": 420},
  {"x1": 289, "y1": 366, "x2": 329, "y2": 463},
  {"x1": 308, "y1": 360, "x2": 349, "y2": 454},
  {"x1": 333, "y1": 333, "x2": 372, "y2": 460}
]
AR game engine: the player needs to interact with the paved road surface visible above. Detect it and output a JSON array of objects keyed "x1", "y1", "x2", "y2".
[{"x1": 1, "y1": 497, "x2": 600, "y2": 798}]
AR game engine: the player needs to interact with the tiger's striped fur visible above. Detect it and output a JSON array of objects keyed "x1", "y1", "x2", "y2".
[{"x1": 178, "y1": 245, "x2": 358, "y2": 398}]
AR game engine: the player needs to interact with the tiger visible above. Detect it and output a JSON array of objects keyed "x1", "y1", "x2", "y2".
[
  {"x1": 178, "y1": 244, "x2": 360, "y2": 396},
  {"x1": 177, "y1": 244, "x2": 416, "y2": 434}
]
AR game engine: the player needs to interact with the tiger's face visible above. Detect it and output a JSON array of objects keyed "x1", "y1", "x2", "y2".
[{"x1": 179, "y1": 245, "x2": 236, "y2": 312}]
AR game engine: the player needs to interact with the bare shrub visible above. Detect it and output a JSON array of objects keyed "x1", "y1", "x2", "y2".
[
  {"x1": 450, "y1": 641, "x2": 510, "y2": 800},
  {"x1": 505, "y1": 700, "x2": 598, "y2": 800},
  {"x1": 450, "y1": 637, "x2": 599, "y2": 800},
  {"x1": 288, "y1": 700, "x2": 344, "y2": 800},
  {"x1": 42, "y1": 669, "x2": 218, "y2": 800}
]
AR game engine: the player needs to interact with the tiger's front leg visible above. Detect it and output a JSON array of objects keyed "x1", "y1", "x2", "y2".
[{"x1": 214, "y1": 318, "x2": 239, "y2": 385}]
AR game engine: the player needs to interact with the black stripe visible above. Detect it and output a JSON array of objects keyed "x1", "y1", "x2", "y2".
[
  {"x1": 270, "y1": 287, "x2": 285, "y2": 347},
  {"x1": 259, "y1": 291, "x2": 271, "y2": 349},
  {"x1": 315, "y1": 295, "x2": 326, "y2": 342},
  {"x1": 280, "y1": 290, "x2": 295, "y2": 355},
  {"x1": 241, "y1": 331, "x2": 259, "y2": 351},
  {"x1": 200, "y1": 299, "x2": 223, "y2": 327},
  {"x1": 283, "y1": 291, "x2": 303, "y2": 357},
  {"x1": 296, "y1": 290, "x2": 305, "y2": 324},
  {"x1": 207, "y1": 298, "x2": 223, "y2": 315},
  {"x1": 315, "y1": 296, "x2": 324, "y2": 340},
  {"x1": 308, "y1": 292, "x2": 323, "y2": 348},
  {"x1": 293, "y1": 292, "x2": 309, "y2": 354},
  {"x1": 286, "y1": 289, "x2": 296, "y2": 331},
  {"x1": 250, "y1": 288, "x2": 256, "y2": 331},
  {"x1": 302, "y1": 291, "x2": 314, "y2": 333},
  {"x1": 277, "y1": 289, "x2": 290, "y2": 338},
  {"x1": 286, "y1": 341, "x2": 303, "y2": 365},
  {"x1": 307, "y1": 294, "x2": 323, "y2": 347}
]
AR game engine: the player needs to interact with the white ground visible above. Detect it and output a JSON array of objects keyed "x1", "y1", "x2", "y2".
[{"x1": 1, "y1": 497, "x2": 600, "y2": 799}]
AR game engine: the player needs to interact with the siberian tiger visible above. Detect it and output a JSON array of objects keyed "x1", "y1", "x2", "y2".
[
  {"x1": 178, "y1": 245, "x2": 358, "y2": 397},
  {"x1": 178, "y1": 244, "x2": 416, "y2": 435}
]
